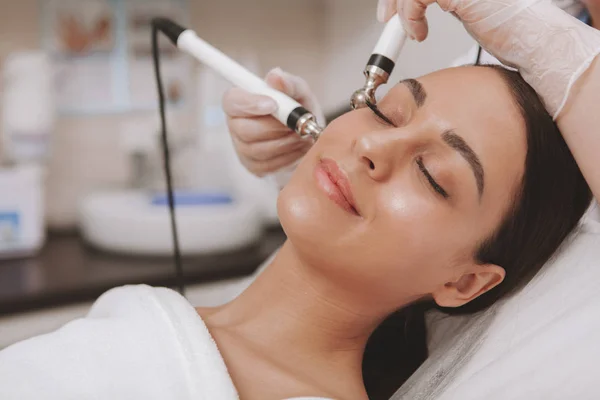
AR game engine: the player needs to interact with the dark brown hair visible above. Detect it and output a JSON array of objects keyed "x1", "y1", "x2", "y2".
[{"x1": 361, "y1": 65, "x2": 593, "y2": 399}]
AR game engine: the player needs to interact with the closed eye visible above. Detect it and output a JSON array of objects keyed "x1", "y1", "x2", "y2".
[
  {"x1": 417, "y1": 157, "x2": 449, "y2": 199},
  {"x1": 366, "y1": 101, "x2": 395, "y2": 127},
  {"x1": 366, "y1": 102, "x2": 448, "y2": 199}
]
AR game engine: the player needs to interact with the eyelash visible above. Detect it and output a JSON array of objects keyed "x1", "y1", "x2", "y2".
[
  {"x1": 365, "y1": 102, "x2": 449, "y2": 199},
  {"x1": 365, "y1": 101, "x2": 395, "y2": 126},
  {"x1": 417, "y1": 157, "x2": 449, "y2": 199}
]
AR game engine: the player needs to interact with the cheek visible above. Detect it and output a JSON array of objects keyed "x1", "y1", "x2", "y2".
[
  {"x1": 276, "y1": 145, "x2": 348, "y2": 261},
  {"x1": 276, "y1": 122, "x2": 361, "y2": 249},
  {"x1": 362, "y1": 183, "x2": 483, "y2": 293},
  {"x1": 340, "y1": 188, "x2": 458, "y2": 300},
  {"x1": 369, "y1": 187, "x2": 447, "y2": 266},
  {"x1": 319, "y1": 110, "x2": 372, "y2": 142},
  {"x1": 277, "y1": 179, "x2": 321, "y2": 243}
]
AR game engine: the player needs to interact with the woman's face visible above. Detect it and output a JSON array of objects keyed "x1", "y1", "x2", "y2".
[{"x1": 278, "y1": 66, "x2": 527, "y2": 313}]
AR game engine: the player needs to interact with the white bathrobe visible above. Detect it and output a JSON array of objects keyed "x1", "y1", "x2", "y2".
[{"x1": 0, "y1": 284, "x2": 328, "y2": 400}]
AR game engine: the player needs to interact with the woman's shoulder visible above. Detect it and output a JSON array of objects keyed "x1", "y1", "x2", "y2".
[
  {"x1": 88, "y1": 284, "x2": 192, "y2": 320},
  {"x1": 90, "y1": 284, "x2": 238, "y2": 392},
  {"x1": 88, "y1": 284, "x2": 218, "y2": 343},
  {"x1": 88, "y1": 284, "x2": 222, "y2": 358}
]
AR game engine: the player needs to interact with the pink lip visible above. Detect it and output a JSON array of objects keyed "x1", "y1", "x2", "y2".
[{"x1": 314, "y1": 158, "x2": 360, "y2": 216}]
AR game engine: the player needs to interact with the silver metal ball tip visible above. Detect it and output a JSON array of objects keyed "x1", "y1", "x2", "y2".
[{"x1": 350, "y1": 89, "x2": 375, "y2": 110}]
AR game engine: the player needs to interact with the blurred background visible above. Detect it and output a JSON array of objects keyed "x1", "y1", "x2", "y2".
[{"x1": 0, "y1": 0, "x2": 474, "y2": 347}]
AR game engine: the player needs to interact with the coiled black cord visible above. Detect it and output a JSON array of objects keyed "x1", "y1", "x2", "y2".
[{"x1": 151, "y1": 22, "x2": 185, "y2": 295}]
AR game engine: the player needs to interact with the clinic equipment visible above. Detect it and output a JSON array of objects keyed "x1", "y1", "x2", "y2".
[
  {"x1": 351, "y1": 15, "x2": 407, "y2": 110},
  {"x1": 0, "y1": 166, "x2": 45, "y2": 258},
  {"x1": 152, "y1": 18, "x2": 323, "y2": 141},
  {"x1": 78, "y1": 93, "x2": 264, "y2": 258},
  {"x1": 2, "y1": 52, "x2": 54, "y2": 164},
  {"x1": 79, "y1": 190, "x2": 262, "y2": 256},
  {"x1": 0, "y1": 51, "x2": 54, "y2": 259}
]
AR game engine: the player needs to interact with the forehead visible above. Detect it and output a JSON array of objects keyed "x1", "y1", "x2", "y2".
[{"x1": 415, "y1": 67, "x2": 523, "y2": 136}]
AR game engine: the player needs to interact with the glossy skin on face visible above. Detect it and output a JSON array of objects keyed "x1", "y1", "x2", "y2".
[{"x1": 277, "y1": 66, "x2": 527, "y2": 313}]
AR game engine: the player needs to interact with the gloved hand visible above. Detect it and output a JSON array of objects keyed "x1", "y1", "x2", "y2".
[
  {"x1": 377, "y1": 0, "x2": 600, "y2": 118},
  {"x1": 222, "y1": 67, "x2": 323, "y2": 178}
]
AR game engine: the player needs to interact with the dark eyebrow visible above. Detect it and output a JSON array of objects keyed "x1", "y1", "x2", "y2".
[
  {"x1": 442, "y1": 130, "x2": 485, "y2": 198},
  {"x1": 401, "y1": 79, "x2": 426, "y2": 107}
]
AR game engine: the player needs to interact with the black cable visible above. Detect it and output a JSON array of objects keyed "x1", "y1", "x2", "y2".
[
  {"x1": 151, "y1": 22, "x2": 185, "y2": 295},
  {"x1": 475, "y1": 45, "x2": 483, "y2": 65}
]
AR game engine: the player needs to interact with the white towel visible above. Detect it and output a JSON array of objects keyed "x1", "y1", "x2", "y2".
[{"x1": 0, "y1": 284, "x2": 239, "y2": 400}]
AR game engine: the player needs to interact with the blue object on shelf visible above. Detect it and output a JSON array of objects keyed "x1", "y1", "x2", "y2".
[
  {"x1": 150, "y1": 191, "x2": 234, "y2": 207},
  {"x1": 0, "y1": 211, "x2": 20, "y2": 243}
]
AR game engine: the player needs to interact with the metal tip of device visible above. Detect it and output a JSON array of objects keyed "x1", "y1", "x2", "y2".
[
  {"x1": 302, "y1": 119, "x2": 323, "y2": 140},
  {"x1": 295, "y1": 112, "x2": 323, "y2": 140},
  {"x1": 350, "y1": 89, "x2": 376, "y2": 110},
  {"x1": 351, "y1": 66, "x2": 390, "y2": 110}
]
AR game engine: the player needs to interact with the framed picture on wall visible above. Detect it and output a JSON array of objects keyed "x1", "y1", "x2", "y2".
[
  {"x1": 40, "y1": 0, "x2": 190, "y2": 115},
  {"x1": 125, "y1": 0, "x2": 191, "y2": 110}
]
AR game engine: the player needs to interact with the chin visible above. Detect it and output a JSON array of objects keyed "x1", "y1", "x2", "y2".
[
  {"x1": 277, "y1": 179, "x2": 409, "y2": 308},
  {"x1": 277, "y1": 186, "x2": 401, "y2": 311}
]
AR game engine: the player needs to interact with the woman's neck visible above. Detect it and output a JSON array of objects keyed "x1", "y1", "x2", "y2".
[{"x1": 200, "y1": 241, "x2": 390, "y2": 398}]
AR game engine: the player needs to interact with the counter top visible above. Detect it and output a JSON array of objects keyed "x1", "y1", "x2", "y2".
[{"x1": 0, "y1": 228, "x2": 286, "y2": 316}]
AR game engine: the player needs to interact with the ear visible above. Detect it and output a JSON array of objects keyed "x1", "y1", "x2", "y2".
[{"x1": 432, "y1": 264, "x2": 506, "y2": 308}]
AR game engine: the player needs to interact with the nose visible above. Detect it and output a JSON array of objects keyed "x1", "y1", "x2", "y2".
[{"x1": 354, "y1": 130, "x2": 412, "y2": 181}]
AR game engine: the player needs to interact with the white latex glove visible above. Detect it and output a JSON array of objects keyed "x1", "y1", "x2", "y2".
[
  {"x1": 222, "y1": 68, "x2": 323, "y2": 180},
  {"x1": 377, "y1": 0, "x2": 600, "y2": 118}
]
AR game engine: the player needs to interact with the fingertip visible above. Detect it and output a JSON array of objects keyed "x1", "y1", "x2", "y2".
[
  {"x1": 265, "y1": 67, "x2": 283, "y2": 81},
  {"x1": 255, "y1": 97, "x2": 278, "y2": 114},
  {"x1": 222, "y1": 87, "x2": 250, "y2": 114},
  {"x1": 265, "y1": 67, "x2": 288, "y2": 92},
  {"x1": 414, "y1": 21, "x2": 429, "y2": 42},
  {"x1": 266, "y1": 68, "x2": 298, "y2": 98},
  {"x1": 377, "y1": 0, "x2": 386, "y2": 22},
  {"x1": 377, "y1": 0, "x2": 395, "y2": 22},
  {"x1": 401, "y1": 15, "x2": 428, "y2": 42},
  {"x1": 222, "y1": 88, "x2": 277, "y2": 116}
]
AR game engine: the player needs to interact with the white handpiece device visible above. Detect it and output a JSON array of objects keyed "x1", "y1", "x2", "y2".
[
  {"x1": 154, "y1": 18, "x2": 322, "y2": 140},
  {"x1": 351, "y1": 15, "x2": 408, "y2": 109},
  {"x1": 372, "y1": 14, "x2": 407, "y2": 65}
]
